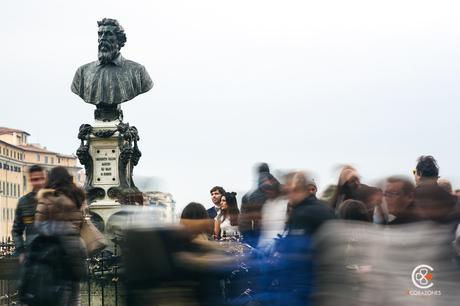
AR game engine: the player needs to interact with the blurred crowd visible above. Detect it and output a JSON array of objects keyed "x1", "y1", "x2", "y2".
[
  {"x1": 10, "y1": 155, "x2": 460, "y2": 306},
  {"x1": 173, "y1": 155, "x2": 460, "y2": 306},
  {"x1": 199, "y1": 156, "x2": 460, "y2": 247}
]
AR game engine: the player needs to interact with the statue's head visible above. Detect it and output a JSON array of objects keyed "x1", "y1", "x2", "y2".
[{"x1": 97, "y1": 18, "x2": 127, "y2": 64}]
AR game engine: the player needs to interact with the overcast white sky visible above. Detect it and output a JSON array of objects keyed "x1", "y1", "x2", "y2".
[{"x1": 1, "y1": 1, "x2": 460, "y2": 212}]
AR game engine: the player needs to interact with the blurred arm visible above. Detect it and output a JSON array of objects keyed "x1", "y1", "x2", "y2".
[{"x1": 11, "y1": 200, "x2": 25, "y2": 253}]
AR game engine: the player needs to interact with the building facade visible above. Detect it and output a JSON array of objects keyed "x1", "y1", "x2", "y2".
[{"x1": 0, "y1": 127, "x2": 81, "y2": 241}]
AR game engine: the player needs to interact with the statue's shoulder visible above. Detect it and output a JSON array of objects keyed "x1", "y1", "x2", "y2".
[
  {"x1": 75, "y1": 60, "x2": 99, "y2": 72},
  {"x1": 71, "y1": 60, "x2": 99, "y2": 95},
  {"x1": 123, "y1": 59, "x2": 147, "y2": 71},
  {"x1": 121, "y1": 58, "x2": 153, "y2": 91}
]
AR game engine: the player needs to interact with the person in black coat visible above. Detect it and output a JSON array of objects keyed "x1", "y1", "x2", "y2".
[
  {"x1": 269, "y1": 171, "x2": 334, "y2": 306},
  {"x1": 239, "y1": 163, "x2": 281, "y2": 247},
  {"x1": 286, "y1": 172, "x2": 335, "y2": 235},
  {"x1": 12, "y1": 165, "x2": 46, "y2": 261}
]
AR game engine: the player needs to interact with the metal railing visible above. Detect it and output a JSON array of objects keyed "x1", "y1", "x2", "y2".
[
  {"x1": 0, "y1": 240, "x2": 123, "y2": 306},
  {"x1": 0, "y1": 239, "x2": 18, "y2": 306},
  {"x1": 82, "y1": 247, "x2": 123, "y2": 306}
]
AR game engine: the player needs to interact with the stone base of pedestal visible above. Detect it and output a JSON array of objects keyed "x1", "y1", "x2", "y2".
[
  {"x1": 89, "y1": 203, "x2": 122, "y2": 229},
  {"x1": 77, "y1": 118, "x2": 143, "y2": 206},
  {"x1": 89, "y1": 203, "x2": 123, "y2": 253}
]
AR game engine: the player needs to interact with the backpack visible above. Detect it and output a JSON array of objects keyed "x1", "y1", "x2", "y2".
[{"x1": 18, "y1": 234, "x2": 67, "y2": 306}]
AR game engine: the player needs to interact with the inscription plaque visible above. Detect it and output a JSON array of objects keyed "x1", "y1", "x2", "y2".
[{"x1": 93, "y1": 147, "x2": 119, "y2": 185}]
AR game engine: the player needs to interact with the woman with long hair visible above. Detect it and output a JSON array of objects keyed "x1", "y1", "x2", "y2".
[
  {"x1": 214, "y1": 192, "x2": 240, "y2": 239},
  {"x1": 180, "y1": 202, "x2": 212, "y2": 239},
  {"x1": 329, "y1": 165, "x2": 361, "y2": 212},
  {"x1": 35, "y1": 166, "x2": 87, "y2": 306}
]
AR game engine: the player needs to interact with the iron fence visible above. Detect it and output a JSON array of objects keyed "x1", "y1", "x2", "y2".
[
  {"x1": 0, "y1": 239, "x2": 18, "y2": 306},
  {"x1": 0, "y1": 240, "x2": 123, "y2": 306}
]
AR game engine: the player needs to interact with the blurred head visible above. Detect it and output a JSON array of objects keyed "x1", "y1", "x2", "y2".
[
  {"x1": 46, "y1": 166, "x2": 73, "y2": 187},
  {"x1": 338, "y1": 166, "x2": 360, "y2": 189},
  {"x1": 29, "y1": 165, "x2": 45, "y2": 191},
  {"x1": 180, "y1": 202, "x2": 212, "y2": 235},
  {"x1": 455, "y1": 189, "x2": 460, "y2": 198},
  {"x1": 384, "y1": 176, "x2": 415, "y2": 217},
  {"x1": 356, "y1": 186, "x2": 383, "y2": 217},
  {"x1": 220, "y1": 192, "x2": 239, "y2": 225},
  {"x1": 414, "y1": 184, "x2": 456, "y2": 222},
  {"x1": 181, "y1": 202, "x2": 209, "y2": 220},
  {"x1": 331, "y1": 166, "x2": 360, "y2": 209},
  {"x1": 286, "y1": 171, "x2": 316, "y2": 205},
  {"x1": 438, "y1": 178, "x2": 453, "y2": 194},
  {"x1": 257, "y1": 163, "x2": 281, "y2": 199},
  {"x1": 337, "y1": 199, "x2": 371, "y2": 222},
  {"x1": 415, "y1": 155, "x2": 439, "y2": 184},
  {"x1": 45, "y1": 167, "x2": 85, "y2": 208},
  {"x1": 97, "y1": 18, "x2": 126, "y2": 64},
  {"x1": 210, "y1": 186, "x2": 225, "y2": 206}
]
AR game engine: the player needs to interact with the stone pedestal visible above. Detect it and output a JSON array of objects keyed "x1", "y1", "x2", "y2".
[
  {"x1": 76, "y1": 119, "x2": 143, "y2": 229},
  {"x1": 90, "y1": 120, "x2": 120, "y2": 206}
]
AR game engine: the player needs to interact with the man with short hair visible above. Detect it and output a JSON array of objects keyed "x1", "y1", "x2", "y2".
[
  {"x1": 414, "y1": 155, "x2": 439, "y2": 185},
  {"x1": 207, "y1": 186, "x2": 226, "y2": 219},
  {"x1": 383, "y1": 176, "x2": 417, "y2": 225},
  {"x1": 286, "y1": 172, "x2": 335, "y2": 234},
  {"x1": 270, "y1": 172, "x2": 334, "y2": 306},
  {"x1": 12, "y1": 165, "x2": 46, "y2": 262}
]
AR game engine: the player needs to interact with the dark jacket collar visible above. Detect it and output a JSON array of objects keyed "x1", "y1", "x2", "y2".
[{"x1": 295, "y1": 195, "x2": 319, "y2": 207}]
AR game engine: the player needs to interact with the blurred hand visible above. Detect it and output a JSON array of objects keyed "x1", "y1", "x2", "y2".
[{"x1": 19, "y1": 253, "x2": 25, "y2": 263}]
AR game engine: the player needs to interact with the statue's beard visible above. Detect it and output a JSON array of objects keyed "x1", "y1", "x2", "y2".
[{"x1": 98, "y1": 40, "x2": 119, "y2": 65}]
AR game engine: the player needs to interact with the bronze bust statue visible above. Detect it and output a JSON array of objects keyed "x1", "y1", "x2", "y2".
[{"x1": 71, "y1": 18, "x2": 153, "y2": 121}]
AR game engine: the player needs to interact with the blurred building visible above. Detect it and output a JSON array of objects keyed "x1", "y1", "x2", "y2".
[
  {"x1": 0, "y1": 127, "x2": 82, "y2": 240},
  {"x1": 143, "y1": 191, "x2": 177, "y2": 223}
]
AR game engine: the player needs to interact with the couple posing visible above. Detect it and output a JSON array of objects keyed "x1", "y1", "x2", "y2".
[{"x1": 208, "y1": 186, "x2": 240, "y2": 239}]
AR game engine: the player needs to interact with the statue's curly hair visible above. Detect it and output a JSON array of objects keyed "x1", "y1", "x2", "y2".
[{"x1": 97, "y1": 18, "x2": 127, "y2": 48}]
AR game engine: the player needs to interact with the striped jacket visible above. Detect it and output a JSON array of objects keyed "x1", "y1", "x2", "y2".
[{"x1": 12, "y1": 191, "x2": 38, "y2": 253}]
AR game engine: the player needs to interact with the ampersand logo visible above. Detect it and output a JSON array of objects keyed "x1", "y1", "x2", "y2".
[{"x1": 411, "y1": 264, "x2": 434, "y2": 289}]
